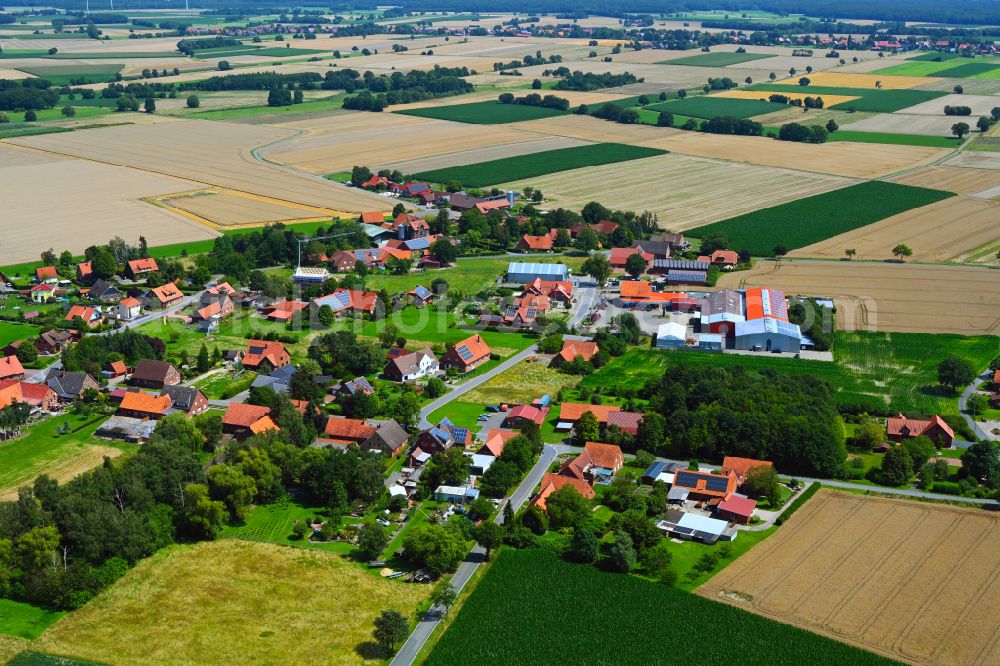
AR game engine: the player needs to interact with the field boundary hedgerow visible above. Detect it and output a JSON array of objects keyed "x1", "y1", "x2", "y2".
[
  {"x1": 685, "y1": 180, "x2": 954, "y2": 255},
  {"x1": 424, "y1": 548, "x2": 898, "y2": 666},
  {"x1": 775, "y1": 482, "x2": 821, "y2": 525},
  {"x1": 412, "y1": 143, "x2": 667, "y2": 187}
]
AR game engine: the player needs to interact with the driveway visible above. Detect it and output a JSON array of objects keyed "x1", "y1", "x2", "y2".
[
  {"x1": 388, "y1": 444, "x2": 557, "y2": 666},
  {"x1": 958, "y1": 369, "x2": 997, "y2": 442}
]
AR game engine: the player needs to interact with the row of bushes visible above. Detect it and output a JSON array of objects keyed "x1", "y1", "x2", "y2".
[
  {"x1": 774, "y1": 482, "x2": 821, "y2": 526},
  {"x1": 498, "y1": 91, "x2": 569, "y2": 110}
]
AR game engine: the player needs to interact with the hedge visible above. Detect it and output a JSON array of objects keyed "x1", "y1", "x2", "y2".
[{"x1": 775, "y1": 482, "x2": 821, "y2": 526}]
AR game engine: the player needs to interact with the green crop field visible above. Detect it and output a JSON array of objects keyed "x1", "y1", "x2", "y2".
[
  {"x1": 0, "y1": 321, "x2": 39, "y2": 348},
  {"x1": 937, "y1": 61, "x2": 1000, "y2": 77},
  {"x1": 395, "y1": 101, "x2": 568, "y2": 124},
  {"x1": 582, "y1": 332, "x2": 998, "y2": 419},
  {"x1": 661, "y1": 52, "x2": 774, "y2": 67},
  {"x1": 872, "y1": 60, "x2": 967, "y2": 76},
  {"x1": 14, "y1": 64, "x2": 123, "y2": 85},
  {"x1": 908, "y1": 51, "x2": 961, "y2": 62},
  {"x1": 361, "y1": 255, "x2": 586, "y2": 294},
  {"x1": 746, "y1": 84, "x2": 947, "y2": 112},
  {"x1": 645, "y1": 96, "x2": 788, "y2": 119},
  {"x1": 686, "y1": 181, "x2": 954, "y2": 256},
  {"x1": 826, "y1": 130, "x2": 960, "y2": 147},
  {"x1": 413, "y1": 143, "x2": 666, "y2": 187},
  {"x1": 425, "y1": 549, "x2": 897, "y2": 666},
  {"x1": 0, "y1": 125, "x2": 71, "y2": 140},
  {"x1": 188, "y1": 94, "x2": 345, "y2": 121},
  {"x1": 0, "y1": 600, "x2": 65, "y2": 640}
]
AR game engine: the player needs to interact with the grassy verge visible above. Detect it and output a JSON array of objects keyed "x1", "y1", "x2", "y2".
[{"x1": 0, "y1": 600, "x2": 65, "y2": 640}]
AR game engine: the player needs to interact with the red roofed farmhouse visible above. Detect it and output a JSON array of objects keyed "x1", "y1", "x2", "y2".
[
  {"x1": 126, "y1": 258, "x2": 159, "y2": 279},
  {"x1": 242, "y1": 340, "x2": 290, "y2": 371},
  {"x1": 886, "y1": 414, "x2": 954, "y2": 447},
  {"x1": 442, "y1": 334, "x2": 491, "y2": 373},
  {"x1": 223, "y1": 403, "x2": 279, "y2": 439}
]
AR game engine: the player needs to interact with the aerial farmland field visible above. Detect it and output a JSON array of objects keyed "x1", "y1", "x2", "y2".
[
  {"x1": 498, "y1": 152, "x2": 854, "y2": 231},
  {"x1": 717, "y1": 260, "x2": 1000, "y2": 335},
  {"x1": 426, "y1": 548, "x2": 898, "y2": 666},
  {"x1": 659, "y1": 51, "x2": 775, "y2": 67},
  {"x1": 644, "y1": 96, "x2": 790, "y2": 119},
  {"x1": 789, "y1": 197, "x2": 1000, "y2": 263},
  {"x1": 701, "y1": 491, "x2": 1000, "y2": 666},
  {"x1": 687, "y1": 181, "x2": 954, "y2": 255},
  {"x1": 412, "y1": 143, "x2": 667, "y2": 187},
  {"x1": 36, "y1": 540, "x2": 430, "y2": 666},
  {"x1": 395, "y1": 100, "x2": 569, "y2": 124}
]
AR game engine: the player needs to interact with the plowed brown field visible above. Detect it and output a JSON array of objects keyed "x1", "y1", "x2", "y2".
[
  {"x1": 716, "y1": 260, "x2": 1000, "y2": 334},
  {"x1": 700, "y1": 491, "x2": 1000, "y2": 666}
]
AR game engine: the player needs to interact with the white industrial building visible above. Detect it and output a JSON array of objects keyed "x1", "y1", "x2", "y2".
[
  {"x1": 734, "y1": 318, "x2": 802, "y2": 352},
  {"x1": 655, "y1": 322, "x2": 687, "y2": 349},
  {"x1": 506, "y1": 262, "x2": 568, "y2": 283}
]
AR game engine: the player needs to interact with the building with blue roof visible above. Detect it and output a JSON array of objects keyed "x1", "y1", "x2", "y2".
[{"x1": 506, "y1": 262, "x2": 568, "y2": 284}]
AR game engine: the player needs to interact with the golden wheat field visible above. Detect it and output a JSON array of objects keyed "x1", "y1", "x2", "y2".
[
  {"x1": 8, "y1": 120, "x2": 393, "y2": 214},
  {"x1": 774, "y1": 72, "x2": 936, "y2": 88},
  {"x1": 38, "y1": 540, "x2": 430, "y2": 666},
  {"x1": 789, "y1": 197, "x2": 1000, "y2": 263},
  {"x1": 891, "y1": 165, "x2": 1000, "y2": 194},
  {"x1": 159, "y1": 189, "x2": 342, "y2": 228},
  {"x1": 716, "y1": 260, "x2": 1000, "y2": 335},
  {"x1": 498, "y1": 153, "x2": 855, "y2": 231},
  {"x1": 701, "y1": 491, "x2": 1000, "y2": 666}
]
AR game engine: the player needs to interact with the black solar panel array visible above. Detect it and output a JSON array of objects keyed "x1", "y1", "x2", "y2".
[{"x1": 705, "y1": 476, "x2": 730, "y2": 492}]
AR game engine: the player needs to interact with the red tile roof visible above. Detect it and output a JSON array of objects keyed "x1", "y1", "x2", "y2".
[
  {"x1": 77, "y1": 261, "x2": 93, "y2": 279},
  {"x1": 558, "y1": 403, "x2": 620, "y2": 423},
  {"x1": 558, "y1": 340, "x2": 598, "y2": 363},
  {"x1": 120, "y1": 297, "x2": 141, "y2": 308},
  {"x1": 718, "y1": 495, "x2": 757, "y2": 518},
  {"x1": 721, "y1": 456, "x2": 773, "y2": 483},
  {"x1": 323, "y1": 417, "x2": 376, "y2": 443},
  {"x1": 18, "y1": 382, "x2": 54, "y2": 406},
  {"x1": 584, "y1": 441, "x2": 624, "y2": 470},
  {"x1": 264, "y1": 300, "x2": 307, "y2": 322},
  {"x1": 450, "y1": 334, "x2": 490, "y2": 364},
  {"x1": 534, "y1": 472, "x2": 595, "y2": 510},
  {"x1": 505, "y1": 404, "x2": 547, "y2": 426},
  {"x1": 519, "y1": 234, "x2": 553, "y2": 251},
  {"x1": 243, "y1": 340, "x2": 289, "y2": 369},
  {"x1": 360, "y1": 211, "x2": 385, "y2": 224},
  {"x1": 223, "y1": 403, "x2": 272, "y2": 428},
  {"x1": 606, "y1": 411, "x2": 643, "y2": 435},
  {"x1": 119, "y1": 391, "x2": 172, "y2": 416},
  {"x1": 65, "y1": 305, "x2": 101, "y2": 326},
  {"x1": 109, "y1": 360, "x2": 127, "y2": 375},
  {"x1": 886, "y1": 414, "x2": 954, "y2": 440},
  {"x1": 0, "y1": 355, "x2": 24, "y2": 380},
  {"x1": 148, "y1": 282, "x2": 183, "y2": 304},
  {"x1": 609, "y1": 246, "x2": 652, "y2": 268},
  {"x1": 479, "y1": 429, "x2": 518, "y2": 457},
  {"x1": 128, "y1": 258, "x2": 159, "y2": 274},
  {"x1": 35, "y1": 266, "x2": 58, "y2": 281}
]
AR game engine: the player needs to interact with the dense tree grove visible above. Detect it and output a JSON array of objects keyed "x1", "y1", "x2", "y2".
[
  {"x1": 61, "y1": 329, "x2": 162, "y2": 376},
  {"x1": 553, "y1": 71, "x2": 639, "y2": 91},
  {"x1": 644, "y1": 365, "x2": 846, "y2": 476}
]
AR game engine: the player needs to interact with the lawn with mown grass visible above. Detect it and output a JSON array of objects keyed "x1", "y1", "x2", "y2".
[
  {"x1": 395, "y1": 100, "x2": 568, "y2": 124},
  {"x1": 222, "y1": 497, "x2": 354, "y2": 555},
  {"x1": 0, "y1": 600, "x2": 65, "y2": 640},
  {"x1": 412, "y1": 143, "x2": 667, "y2": 188},
  {"x1": 0, "y1": 413, "x2": 135, "y2": 500},
  {"x1": 645, "y1": 95, "x2": 789, "y2": 119},
  {"x1": 425, "y1": 548, "x2": 898, "y2": 666},
  {"x1": 746, "y1": 84, "x2": 948, "y2": 112},
  {"x1": 426, "y1": 401, "x2": 488, "y2": 432},
  {"x1": 827, "y1": 130, "x2": 960, "y2": 147},
  {"x1": 661, "y1": 52, "x2": 774, "y2": 67},
  {"x1": 362, "y1": 255, "x2": 587, "y2": 295},
  {"x1": 686, "y1": 180, "x2": 954, "y2": 255},
  {"x1": 583, "y1": 332, "x2": 999, "y2": 421},
  {"x1": 460, "y1": 361, "x2": 580, "y2": 405},
  {"x1": 0, "y1": 321, "x2": 39, "y2": 348},
  {"x1": 35, "y1": 540, "x2": 430, "y2": 665}
]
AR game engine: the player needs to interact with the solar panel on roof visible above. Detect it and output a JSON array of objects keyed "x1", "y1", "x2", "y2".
[
  {"x1": 525, "y1": 308, "x2": 537, "y2": 319},
  {"x1": 705, "y1": 477, "x2": 730, "y2": 492},
  {"x1": 430, "y1": 428, "x2": 450, "y2": 443},
  {"x1": 674, "y1": 526, "x2": 694, "y2": 535},
  {"x1": 457, "y1": 345, "x2": 474, "y2": 361},
  {"x1": 414, "y1": 285, "x2": 431, "y2": 299},
  {"x1": 406, "y1": 238, "x2": 431, "y2": 251},
  {"x1": 452, "y1": 427, "x2": 468, "y2": 442},
  {"x1": 674, "y1": 471, "x2": 698, "y2": 488},
  {"x1": 504, "y1": 306, "x2": 517, "y2": 318}
]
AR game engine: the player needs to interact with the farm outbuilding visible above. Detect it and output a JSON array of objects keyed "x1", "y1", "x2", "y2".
[
  {"x1": 734, "y1": 318, "x2": 802, "y2": 352},
  {"x1": 696, "y1": 333, "x2": 723, "y2": 351},
  {"x1": 506, "y1": 262, "x2": 568, "y2": 284},
  {"x1": 655, "y1": 322, "x2": 687, "y2": 350}
]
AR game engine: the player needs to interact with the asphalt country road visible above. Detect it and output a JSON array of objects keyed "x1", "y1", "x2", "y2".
[{"x1": 389, "y1": 444, "x2": 557, "y2": 666}]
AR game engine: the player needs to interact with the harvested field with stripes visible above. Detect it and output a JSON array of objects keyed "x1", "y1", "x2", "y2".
[
  {"x1": 716, "y1": 260, "x2": 1000, "y2": 335},
  {"x1": 890, "y1": 165, "x2": 1000, "y2": 195},
  {"x1": 7, "y1": 119, "x2": 391, "y2": 215},
  {"x1": 0, "y1": 144, "x2": 214, "y2": 264},
  {"x1": 775, "y1": 72, "x2": 935, "y2": 89},
  {"x1": 788, "y1": 197, "x2": 1000, "y2": 263},
  {"x1": 157, "y1": 189, "x2": 342, "y2": 228},
  {"x1": 263, "y1": 111, "x2": 538, "y2": 173},
  {"x1": 712, "y1": 89, "x2": 861, "y2": 108},
  {"x1": 498, "y1": 153, "x2": 854, "y2": 231},
  {"x1": 700, "y1": 490, "x2": 1000, "y2": 666}
]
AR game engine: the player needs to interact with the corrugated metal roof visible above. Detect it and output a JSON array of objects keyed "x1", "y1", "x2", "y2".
[
  {"x1": 735, "y1": 317, "x2": 801, "y2": 339},
  {"x1": 507, "y1": 262, "x2": 568, "y2": 277},
  {"x1": 652, "y1": 259, "x2": 709, "y2": 270}
]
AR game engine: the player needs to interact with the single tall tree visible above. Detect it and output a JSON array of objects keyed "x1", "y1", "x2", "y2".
[{"x1": 372, "y1": 609, "x2": 409, "y2": 656}]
